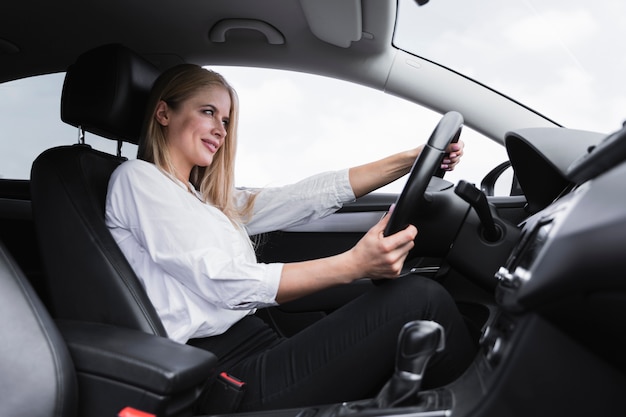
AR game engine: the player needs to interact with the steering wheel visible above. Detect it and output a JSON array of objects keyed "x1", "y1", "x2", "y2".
[{"x1": 384, "y1": 111, "x2": 463, "y2": 237}]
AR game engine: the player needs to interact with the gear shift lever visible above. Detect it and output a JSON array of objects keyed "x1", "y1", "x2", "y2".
[{"x1": 374, "y1": 320, "x2": 445, "y2": 408}]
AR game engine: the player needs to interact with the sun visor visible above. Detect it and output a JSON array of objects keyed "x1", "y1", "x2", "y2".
[{"x1": 300, "y1": 0, "x2": 362, "y2": 47}]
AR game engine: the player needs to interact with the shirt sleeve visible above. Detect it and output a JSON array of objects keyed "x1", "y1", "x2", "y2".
[
  {"x1": 106, "y1": 160, "x2": 282, "y2": 310},
  {"x1": 239, "y1": 168, "x2": 356, "y2": 236}
]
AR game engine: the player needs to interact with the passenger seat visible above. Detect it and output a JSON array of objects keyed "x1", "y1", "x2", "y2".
[{"x1": 0, "y1": 239, "x2": 77, "y2": 417}]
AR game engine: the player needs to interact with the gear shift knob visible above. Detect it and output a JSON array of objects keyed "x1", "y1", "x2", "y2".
[
  {"x1": 372, "y1": 320, "x2": 446, "y2": 409},
  {"x1": 396, "y1": 320, "x2": 445, "y2": 380}
]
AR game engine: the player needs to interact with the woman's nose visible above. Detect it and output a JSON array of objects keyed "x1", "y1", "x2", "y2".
[{"x1": 214, "y1": 122, "x2": 227, "y2": 138}]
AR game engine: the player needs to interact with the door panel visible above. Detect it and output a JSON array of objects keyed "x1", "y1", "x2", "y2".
[
  {"x1": 255, "y1": 187, "x2": 526, "y2": 336},
  {"x1": 0, "y1": 179, "x2": 49, "y2": 307}
]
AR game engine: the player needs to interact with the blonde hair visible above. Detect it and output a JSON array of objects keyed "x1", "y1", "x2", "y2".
[{"x1": 139, "y1": 64, "x2": 255, "y2": 223}]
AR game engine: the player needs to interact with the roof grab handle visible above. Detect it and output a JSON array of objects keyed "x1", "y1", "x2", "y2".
[{"x1": 209, "y1": 19, "x2": 285, "y2": 45}]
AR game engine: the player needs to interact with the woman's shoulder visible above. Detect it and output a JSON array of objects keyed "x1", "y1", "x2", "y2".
[
  {"x1": 117, "y1": 158, "x2": 156, "y2": 173},
  {"x1": 110, "y1": 159, "x2": 165, "y2": 190},
  {"x1": 112, "y1": 159, "x2": 157, "y2": 179}
]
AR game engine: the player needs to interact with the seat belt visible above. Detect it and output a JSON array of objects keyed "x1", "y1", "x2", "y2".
[{"x1": 196, "y1": 371, "x2": 247, "y2": 414}]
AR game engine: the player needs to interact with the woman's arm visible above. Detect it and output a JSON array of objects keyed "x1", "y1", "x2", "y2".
[
  {"x1": 276, "y1": 211, "x2": 417, "y2": 304},
  {"x1": 348, "y1": 141, "x2": 464, "y2": 198},
  {"x1": 275, "y1": 141, "x2": 464, "y2": 303},
  {"x1": 240, "y1": 170, "x2": 355, "y2": 236}
]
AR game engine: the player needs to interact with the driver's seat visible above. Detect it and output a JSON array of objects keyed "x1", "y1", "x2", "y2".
[{"x1": 30, "y1": 44, "x2": 166, "y2": 336}]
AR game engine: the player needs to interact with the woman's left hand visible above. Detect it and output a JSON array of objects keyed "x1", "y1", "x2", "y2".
[{"x1": 440, "y1": 140, "x2": 464, "y2": 171}]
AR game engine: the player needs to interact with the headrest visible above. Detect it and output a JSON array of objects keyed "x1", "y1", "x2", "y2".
[{"x1": 61, "y1": 44, "x2": 161, "y2": 145}]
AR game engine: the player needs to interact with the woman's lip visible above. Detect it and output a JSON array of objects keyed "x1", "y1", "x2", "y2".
[{"x1": 202, "y1": 138, "x2": 219, "y2": 153}]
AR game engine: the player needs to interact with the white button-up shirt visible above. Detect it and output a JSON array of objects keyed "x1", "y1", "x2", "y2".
[{"x1": 105, "y1": 159, "x2": 355, "y2": 343}]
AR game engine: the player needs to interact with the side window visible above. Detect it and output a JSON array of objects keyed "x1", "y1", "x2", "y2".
[
  {"x1": 214, "y1": 67, "x2": 509, "y2": 194},
  {"x1": 1, "y1": 69, "x2": 509, "y2": 195},
  {"x1": 0, "y1": 73, "x2": 137, "y2": 180}
]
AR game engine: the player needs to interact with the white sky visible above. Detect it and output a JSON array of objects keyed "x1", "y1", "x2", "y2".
[
  {"x1": 214, "y1": 67, "x2": 505, "y2": 192},
  {"x1": 394, "y1": 0, "x2": 626, "y2": 133}
]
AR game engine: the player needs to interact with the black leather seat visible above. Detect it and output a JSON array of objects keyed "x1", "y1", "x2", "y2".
[
  {"x1": 28, "y1": 44, "x2": 256, "y2": 417},
  {"x1": 0, "y1": 233, "x2": 217, "y2": 417},
  {"x1": 30, "y1": 44, "x2": 166, "y2": 335},
  {"x1": 0, "y1": 240, "x2": 77, "y2": 417}
]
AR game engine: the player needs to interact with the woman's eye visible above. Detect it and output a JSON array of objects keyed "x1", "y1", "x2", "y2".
[
  {"x1": 203, "y1": 109, "x2": 214, "y2": 116},
  {"x1": 222, "y1": 119, "x2": 229, "y2": 127}
]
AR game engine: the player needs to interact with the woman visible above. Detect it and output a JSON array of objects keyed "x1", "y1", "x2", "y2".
[{"x1": 105, "y1": 64, "x2": 474, "y2": 412}]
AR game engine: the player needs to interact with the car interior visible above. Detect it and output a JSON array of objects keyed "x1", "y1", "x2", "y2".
[
  {"x1": 1, "y1": 41, "x2": 625, "y2": 417},
  {"x1": 2, "y1": 1, "x2": 626, "y2": 417}
]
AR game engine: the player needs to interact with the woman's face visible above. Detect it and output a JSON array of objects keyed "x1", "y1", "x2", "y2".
[{"x1": 156, "y1": 85, "x2": 231, "y2": 180}]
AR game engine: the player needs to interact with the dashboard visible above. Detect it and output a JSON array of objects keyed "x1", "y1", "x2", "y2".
[
  {"x1": 493, "y1": 124, "x2": 626, "y2": 374},
  {"x1": 434, "y1": 124, "x2": 626, "y2": 417}
]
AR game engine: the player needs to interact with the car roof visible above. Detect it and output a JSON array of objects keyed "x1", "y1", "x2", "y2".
[{"x1": 1, "y1": 0, "x2": 392, "y2": 84}]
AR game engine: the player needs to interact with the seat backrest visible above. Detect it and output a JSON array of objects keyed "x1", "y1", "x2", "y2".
[
  {"x1": 30, "y1": 44, "x2": 166, "y2": 336},
  {"x1": 0, "y1": 240, "x2": 78, "y2": 417}
]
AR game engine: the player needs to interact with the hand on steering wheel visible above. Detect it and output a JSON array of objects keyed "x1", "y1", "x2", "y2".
[{"x1": 384, "y1": 111, "x2": 463, "y2": 237}]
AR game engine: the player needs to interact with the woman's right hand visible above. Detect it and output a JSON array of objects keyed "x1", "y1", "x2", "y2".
[
  {"x1": 348, "y1": 209, "x2": 417, "y2": 280},
  {"x1": 277, "y1": 207, "x2": 418, "y2": 304}
]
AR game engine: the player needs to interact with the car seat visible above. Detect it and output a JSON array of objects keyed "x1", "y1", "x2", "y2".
[
  {"x1": 29, "y1": 44, "x2": 225, "y2": 417},
  {"x1": 30, "y1": 43, "x2": 166, "y2": 335},
  {"x1": 0, "y1": 239, "x2": 78, "y2": 417}
]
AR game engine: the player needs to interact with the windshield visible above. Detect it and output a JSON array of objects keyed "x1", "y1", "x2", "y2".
[{"x1": 394, "y1": 0, "x2": 626, "y2": 134}]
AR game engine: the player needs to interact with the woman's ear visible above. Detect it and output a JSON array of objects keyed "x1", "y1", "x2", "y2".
[{"x1": 155, "y1": 100, "x2": 170, "y2": 126}]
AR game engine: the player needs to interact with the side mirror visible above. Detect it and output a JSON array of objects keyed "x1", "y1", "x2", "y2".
[{"x1": 480, "y1": 161, "x2": 522, "y2": 196}]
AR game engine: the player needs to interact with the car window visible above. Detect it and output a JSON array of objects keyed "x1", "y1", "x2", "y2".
[
  {"x1": 0, "y1": 70, "x2": 509, "y2": 194},
  {"x1": 0, "y1": 73, "x2": 138, "y2": 180},
  {"x1": 214, "y1": 67, "x2": 509, "y2": 194},
  {"x1": 395, "y1": 0, "x2": 626, "y2": 134}
]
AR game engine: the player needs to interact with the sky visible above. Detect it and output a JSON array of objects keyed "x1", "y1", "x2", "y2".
[
  {"x1": 0, "y1": 0, "x2": 624, "y2": 195},
  {"x1": 214, "y1": 66, "x2": 507, "y2": 192},
  {"x1": 0, "y1": 64, "x2": 507, "y2": 192},
  {"x1": 394, "y1": 0, "x2": 626, "y2": 133}
]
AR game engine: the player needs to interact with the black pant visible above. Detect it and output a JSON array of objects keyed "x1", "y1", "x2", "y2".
[{"x1": 188, "y1": 275, "x2": 475, "y2": 412}]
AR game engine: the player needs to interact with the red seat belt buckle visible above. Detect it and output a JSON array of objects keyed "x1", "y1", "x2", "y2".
[
  {"x1": 118, "y1": 406, "x2": 156, "y2": 417},
  {"x1": 220, "y1": 371, "x2": 246, "y2": 388}
]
